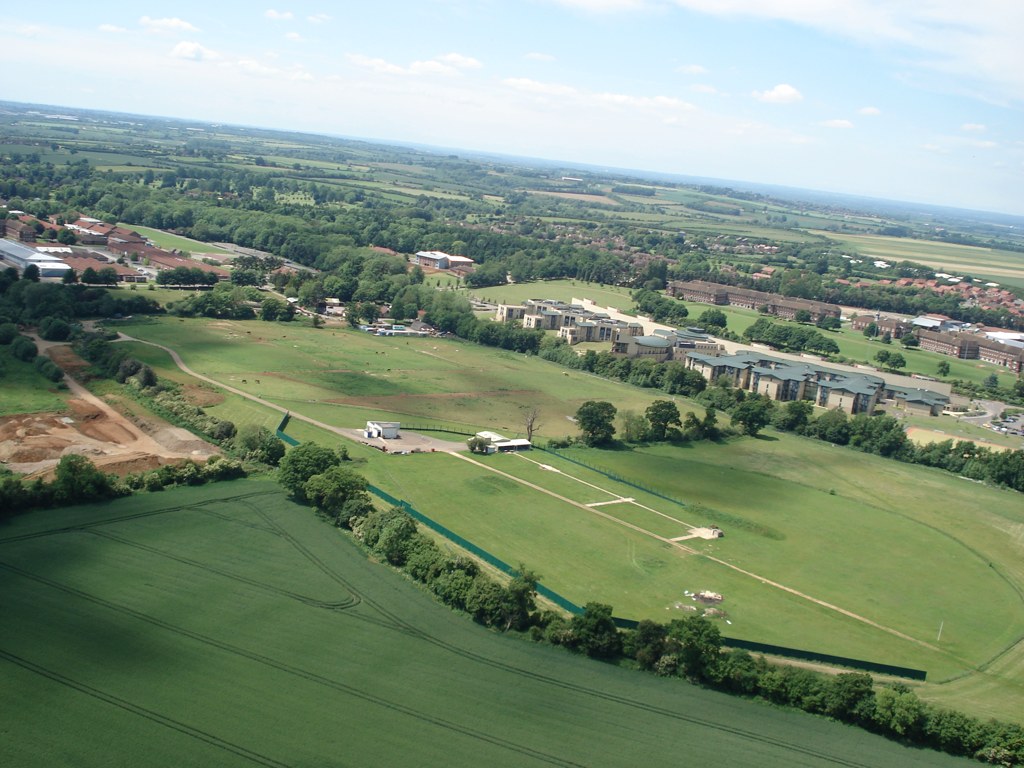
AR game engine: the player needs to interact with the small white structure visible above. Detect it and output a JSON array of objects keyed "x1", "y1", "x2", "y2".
[
  {"x1": 365, "y1": 421, "x2": 400, "y2": 439},
  {"x1": 475, "y1": 430, "x2": 531, "y2": 453}
]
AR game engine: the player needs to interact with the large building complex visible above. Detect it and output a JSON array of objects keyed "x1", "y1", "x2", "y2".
[
  {"x1": 683, "y1": 351, "x2": 949, "y2": 416},
  {"x1": 496, "y1": 300, "x2": 645, "y2": 344},
  {"x1": 667, "y1": 280, "x2": 841, "y2": 322},
  {"x1": 0, "y1": 239, "x2": 72, "y2": 278}
]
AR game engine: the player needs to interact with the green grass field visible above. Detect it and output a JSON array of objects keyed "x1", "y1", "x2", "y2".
[
  {"x1": 1, "y1": 481, "x2": 966, "y2": 768},
  {"x1": 820, "y1": 232, "x2": 1024, "y2": 282},
  {"x1": 114, "y1": 317, "x2": 672, "y2": 439},
  {"x1": 0, "y1": 347, "x2": 68, "y2": 416},
  {"x1": 365, "y1": 445, "x2": 1024, "y2": 686},
  {"x1": 100, "y1": 316, "x2": 1024, "y2": 722},
  {"x1": 119, "y1": 224, "x2": 232, "y2": 256}
]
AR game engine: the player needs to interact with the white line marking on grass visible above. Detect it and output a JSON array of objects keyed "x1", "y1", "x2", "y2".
[
  {"x1": 453, "y1": 451, "x2": 942, "y2": 655},
  {"x1": 587, "y1": 498, "x2": 635, "y2": 508}
]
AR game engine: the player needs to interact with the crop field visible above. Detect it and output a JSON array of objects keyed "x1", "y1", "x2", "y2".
[
  {"x1": 820, "y1": 232, "x2": 1024, "y2": 285},
  {"x1": 0, "y1": 481, "x2": 966, "y2": 768}
]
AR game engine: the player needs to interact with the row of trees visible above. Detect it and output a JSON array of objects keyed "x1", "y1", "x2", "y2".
[
  {"x1": 276, "y1": 442, "x2": 541, "y2": 631},
  {"x1": 742, "y1": 317, "x2": 840, "y2": 355},
  {"x1": 569, "y1": 382, "x2": 1023, "y2": 492},
  {"x1": 573, "y1": 399, "x2": 722, "y2": 446}
]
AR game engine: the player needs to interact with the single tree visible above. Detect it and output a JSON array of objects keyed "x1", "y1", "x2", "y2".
[
  {"x1": 794, "y1": 309, "x2": 812, "y2": 324},
  {"x1": 522, "y1": 406, "x2": 541, "y2": 442},
  {"x1": 575, "y1": 401, "x2": 617, "y2": 446},
  {"x1": 730, "y1": 396, "x2": 773, "y2": 436},
  {"x1": 697, "y1": 308, "x2": 728, "y2": 330},
  {"x1": 567, "y1": 602, "x2": 621, "y2": 659},
  {"x1": 645, "y1": 399, "x2": 681, "y2": 441},
  {"x1": 936, "y1": 360, "x2": 951, "y2": 377},
  {"x1": 862, "y1": 322, "x2": 878, "y2": 338}
]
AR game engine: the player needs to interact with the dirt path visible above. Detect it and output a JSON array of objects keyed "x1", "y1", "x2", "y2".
[
  {"x1": 1, "y1": 335, "x2": 217, "y2": 477},
  {"x1": 451, "y1": 451, "x2": 944, "y2": 656}
]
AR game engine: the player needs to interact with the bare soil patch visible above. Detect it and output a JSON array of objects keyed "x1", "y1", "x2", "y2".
[
  {"x1": 182, "y1": 383, "x2": 225, "y2": 407},
  {"x1": 0, "y1": 395, "x2": 218, "y2": 479}
]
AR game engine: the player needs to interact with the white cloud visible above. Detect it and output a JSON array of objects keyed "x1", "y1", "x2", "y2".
[
  {"x1": 170, "y1": 41, "x2": 220, "y2": 61},
  {"x1": 820, "y1": 119, "x2": 853, "y2": 128},
  {"x1": 347, "y1": 52, "x2": 481, "y2": 77},
  {"x1": 961, "y1": 123, "x2": 986, "y2": 132},
  {"x1": 98, "y1": 23, "x2": 127, "y2": 33},
  {"x1": 525, "y1": 52, "x2": 556, "y2": 62},
  {"x1": 307, "y1": 13, "x2": 331, "y2": 23},
  {"x1": 347, "y1": 54, "x2": 406, "y2": 75},
  {"x1": 752, "y1": 83, "x2": 802, "y2": 103},
  {"x1": 140, "y1": 16, "x2": 199, "y2": 33},
  {"x1": 676, "y1": 64, "x2": 708, "y2": 75},
  {"x1": 858, "y1": 106, "x2": 881, "y2": 116},
  {"x1": 502, "y1": 78, "x2": 578, "y2": 97},
  {"x1": 265, "y1": 9, "x2": 294, "y2": 21},
  {"x1": 689, "y1": 83, "x2": 718, "y2": 94},
  {"x1": 665, "y1": 0, "x2": 1024, "y2": 101},
  {"x1": 437, "y1": 52, "x2": 482, "y2": 70},
  {"x1": 502, "y1": 78, "x2": 694, "y2": 114},
  {"x1": 14, "y1": 24, "x2": 43, "y2": 37},
  {"x1": 550, "y1": 0, "x2": 650, "y2": 10},
  {"x1": 234, "y1": 58, "x2": 281, "y2": 77},
  {"x1": 285, "y1": 32, "x2": 304, "y2": 42}
]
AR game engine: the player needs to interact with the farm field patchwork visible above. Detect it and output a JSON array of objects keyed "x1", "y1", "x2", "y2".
[{"x1": 0, "y1": 481, "x2": 967, "y2": 768}]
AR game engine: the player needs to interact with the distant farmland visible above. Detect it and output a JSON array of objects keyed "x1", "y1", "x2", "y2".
[{"x1": 0, "y1": 481, "x2": 966, "y2": 767}]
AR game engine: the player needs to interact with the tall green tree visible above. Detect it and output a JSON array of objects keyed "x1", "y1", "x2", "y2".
[
  {"x1": 730, "y1": 396, "x2": 773, "y2": 436},
  {"x1": 575, "y1": 401, "x2": 617, "y2": 446},
  {"x1": 278, "y1": 442, "x2": 341, "y2": 500},
  {"x1": 645, "y1": 399, "x2": 681, "y2": 441}
]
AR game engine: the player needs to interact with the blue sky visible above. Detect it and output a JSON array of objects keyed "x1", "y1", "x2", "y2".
[{"x1": 4, "y1": 1, "x2": 1022, "y2": 214}]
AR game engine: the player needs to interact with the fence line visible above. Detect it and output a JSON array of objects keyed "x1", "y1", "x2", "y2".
[
  {"x1": 276, "y1": 411, "x2": 300, "y2": 446},
  {"x1": 367, "y1": 483, "x2": 581, "y2": 615},
  {"x1": 537, "y1": 446, "x2": 693, "y2": 512}
]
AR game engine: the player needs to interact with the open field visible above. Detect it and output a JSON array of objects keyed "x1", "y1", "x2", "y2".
[
  {"x1": 85, "y1": 316, "x2": 1024, "y2": 722},
  {"x1": 113, "y1": 316, "x2": 672, "y2": 439},
  {"x1": 819, "y1": 232, "x2": 1024, "y2": 284},
  {"x1": 0, "y1": 481, "x2": 967, "y2": 768},
  {"x1": 371, "y1": 446, "x2": 1024, "y2": 688},
  {"x1": 119, "y1": 225, "x2": 233, "y2": 256},
  {"x1": 0, "y1": 347, "x2": 68, "y2": 416}
]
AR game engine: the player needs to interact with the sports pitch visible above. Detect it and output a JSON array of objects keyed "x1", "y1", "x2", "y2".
[{"x1": 0, "y1": 481, "x2": 965, "y2": 768}]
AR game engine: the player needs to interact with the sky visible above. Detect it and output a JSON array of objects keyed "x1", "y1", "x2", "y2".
[{"x1": 4, "y1": 1, "x2": 1023, "y2": 215}]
